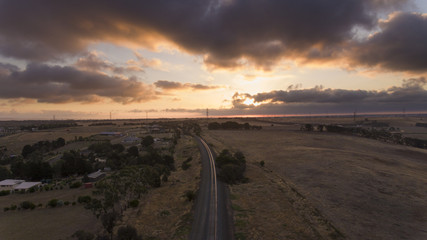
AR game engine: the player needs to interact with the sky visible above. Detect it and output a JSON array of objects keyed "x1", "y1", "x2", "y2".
[{"x1": 0, "y1": 0, "x2": 427, "y2": 120}]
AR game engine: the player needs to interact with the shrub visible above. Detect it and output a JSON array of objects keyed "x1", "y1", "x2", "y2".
[
  {"x1": 181, "y1": 161, "x2": 191, "y2": 170},
  {"x1": 0, "y1": 190, "x2": 10, "y2": 196},
  {"x1": 4, "y1": 207, "x2": 10, "y2": 212},
  {"x1": 70, "y1": 181, "x2": 82, "y2": 189},
  {"x1": 160, "y1": 210, "x2": 170, "y2": 217},
  {"x1": 78, "y1": 195, "x2": 92, "y2": 204},
  {"x1": 259, "y1": 161, "x2": 265, "y2": 167},
  {"x1": 48, "y1": 199, "x2": 58, "y2": 208},
  {"x1": 20, "y1": 201, "x2": 36, "y2": 210},
  {"x1": 72, "y1": 230, "x2": 95, "y2": 240},
  {"x1": 128, "y1": 199, "x2": 139, "y2": 208},
  {"x1": 72, "y1": 202, "x2": 76, "y2": 206},
  {"x1": 10, "y1": 204, "x2": 17, "y2": 210},
  {"x1": 64, "y1": 201, "x2": 70, "y2": 206},
  {"x1": 184, "y1": 190, "x2": 196, "y2": 202},
  {"x1": 116, "y1": 225, "x2": 141, "y2": 240}
]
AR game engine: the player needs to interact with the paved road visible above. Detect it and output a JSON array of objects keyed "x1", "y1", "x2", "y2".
[{"x1": 189, "y1": 136, "x2": 232, "y2": 240}]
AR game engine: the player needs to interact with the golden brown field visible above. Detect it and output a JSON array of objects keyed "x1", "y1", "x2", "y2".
[{"x1": 203, "y1": 117, "x2": 427, "y2": 240}]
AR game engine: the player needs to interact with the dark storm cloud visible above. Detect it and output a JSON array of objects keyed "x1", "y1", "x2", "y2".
[
  {"x1": 0, "y1": 63, "x2": 156, "y2": 104},
  {"x1": 228, "y1": 77, "x2": 427, "y2": 114},
  {"x1": 154, "y1": 80, "x2": 222, "y2": 91},
  {"x1": 236, "y1": 77, "x2": 427, "y2": 105},
  {"x1": 0, "y1": 0, "x2": 418, "y2": 72},
  {"x1": 351, "y1": 12, "x2": 427, "y2": 72}
]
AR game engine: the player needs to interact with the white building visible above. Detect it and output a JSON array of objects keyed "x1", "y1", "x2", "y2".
[
  {"x1": 14, "y1": 182, "x2": 41, "y2": 192},
  {"x1": 0, "y1": 179, "x2": 24, "y2": 190}
]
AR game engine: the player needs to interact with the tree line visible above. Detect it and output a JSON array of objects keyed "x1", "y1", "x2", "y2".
[
  {"x1": 208, "y1": 121, "x2": 262, "y2": 130},
  {"x1": 301, "y1": 124, "x2": 427, "y2": 149}
]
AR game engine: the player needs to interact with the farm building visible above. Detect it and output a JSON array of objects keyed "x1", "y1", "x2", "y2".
[
  {"x1": 13, "y1": 182, "x2": 41, "y2": 192},
  {"x1": 0, "y1": 179, "x2": 24, "y2": 190},
  {"x1": 88, "y1": 170, "x2": 106, "y2": 182}
]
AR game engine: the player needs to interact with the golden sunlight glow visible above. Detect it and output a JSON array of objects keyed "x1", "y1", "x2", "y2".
[{"x1": 243, "y1": 98, "x2": 261, "y2": 106}]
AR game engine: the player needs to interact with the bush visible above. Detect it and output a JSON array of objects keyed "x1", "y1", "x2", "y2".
[
  {"x1": 184, "y1": 190, "x2": 196, "y2": 202},
  {"x1": 10, "y1": 204, "x2": 17, "y2": 210},
  {"x1": 70, "y1": 181, "x2": 82, "y2": 189},
  {"x1": 4, "y1": 207, "x2": 10, "y2": 212},
  {"x1": 64, "y1": 201, "x2": 70, "y2": 206},
  {"x1": 259, "y1": 161, "x2": 265, "y2": 167},
  {"x1": 181, "y1": 162, "x2": 191, "y2": 170},
  {"x1": 160, "y1": 210, "x2": 170, "y2": 217},
  {"x1": 78, "y1": 195, "x2": 92, "y2": 204},
  {"x1": 0, "y1": 190, "x2": 10, "y2": 196},
  {"x1": 48, "y1": 199, "x2": 58, "y2": 208},
  {"x1": 116, "y1": 225, "x2": 141, "y2": 240},
  {"x1": 72, "y1": 230, "x2": 94, "y2": 240},
  {"x1": 128, "y1": 199, "x2": 139, "y2": 208},
  {"x1": 20, "y1": 201, "x2": 36, "y2": 210}
]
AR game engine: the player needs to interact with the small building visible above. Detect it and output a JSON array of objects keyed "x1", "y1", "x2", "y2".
[
  {"x1": 0, "y1": 179, "x2": 24, "y2": 190},
  {"x1": 13, "y1": 182, "x2": 41, "y2": 192},
  {"x1": 87, "y1": 170, "x2": 106, "y2": 182},
  {"x1": 122, "y1": 136, "x2": 141, "y2": 143},
  {"x1": 99, "y1": 132, "x2": 122, "y2": 136},
  {"x1": 84, "y1": 182, "x2": 93, "y2": 188},
  {"x1": 95, "y1": 157, "x2": 107, "y2": 163}
]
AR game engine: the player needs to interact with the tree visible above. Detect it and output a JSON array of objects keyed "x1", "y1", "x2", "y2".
[
  {"x1": 112, "y1": 144, "x2": 125, "y2": 153},
  {"x1": 72, "y1": 230, "x2": 94, "y2": 240},
  {"x1": 127, "y1": 146, "x2": 139, "y2": 157},
  {"x1": 116, "y1": 225, "x2": 141, "y2": 240},
  {"x1": 0, "y1": 166, "x2": 12, "y2": 181},
  {"x1": 101, "y1": 211, "x2": 119, "y2": 240},
  {"x1": 216, "y1": 149, "x2": 246, "y2": 184},
  {"x1": 21, "y1": 145, "x2": 34, "y2": 158},
  {"x1": 142, "y1": 135, "x2": 154, "y2": 147}
]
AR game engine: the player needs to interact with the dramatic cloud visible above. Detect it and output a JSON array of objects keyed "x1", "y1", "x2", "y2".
[
  {"x1": 0, "y1": 0, "x2": 420, "y2": 72},
  {"x1": 75, "y1": 52, "x2": 144, "y2": 74},
  {"x1": 351, "y1": 12, "x2": 427, "y2": 72},
  {"x1": 228, "y1": 77, "x2": 427, "y2": 114},
  {"x1": 154, "y1": 80, "x2": 222, "y2": 91},
  {"x1": 0, "y1": 63, "x2": 156, "y2": 104}
]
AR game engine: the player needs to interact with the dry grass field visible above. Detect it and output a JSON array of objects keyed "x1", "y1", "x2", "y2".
[
  {"x1": 0, "y1": 188, "x2": 100, "y2": 240},
  {"x1": 203, "y1": 118, "x2": 427, "y2": 240}
]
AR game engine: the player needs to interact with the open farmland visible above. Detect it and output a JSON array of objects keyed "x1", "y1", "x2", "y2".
[
  {"x1": 204, "y1": 117, "x2": 427, "y2": 240},
  {"x1": 0, "y1": 188, "x2": 101, "y2": 240}
]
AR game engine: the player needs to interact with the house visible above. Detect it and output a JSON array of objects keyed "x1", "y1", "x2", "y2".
[
  {"x1": 0, "y1": 179, "x2": 24, "y2": 190},
  {"x1": 87, "y1": 170, "x2": 106, "y2": 182},
  {"x1": 13, "y1": 182, "x2": 41, "y2": 192}
]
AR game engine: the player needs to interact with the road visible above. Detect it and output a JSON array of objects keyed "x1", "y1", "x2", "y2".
[{"x1": 189, "y1": 136, "x2": 233, "y2": 240}]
